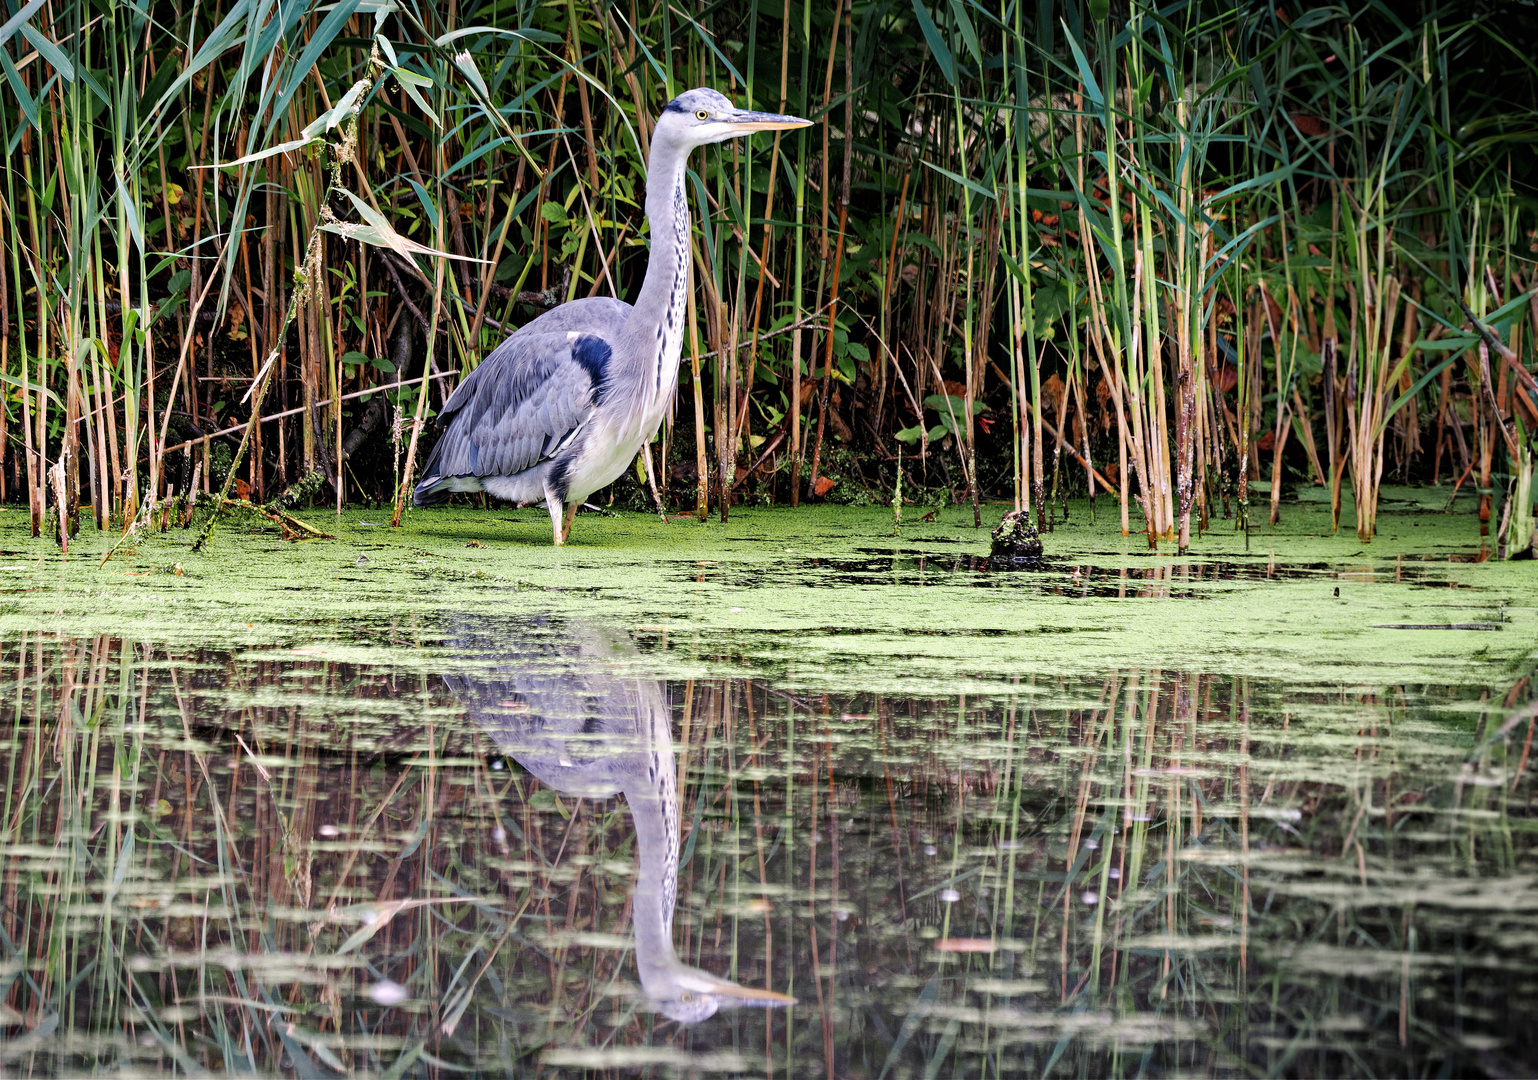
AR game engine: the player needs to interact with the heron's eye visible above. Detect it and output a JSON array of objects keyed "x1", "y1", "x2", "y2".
[
  {"x1": 679, "y1": 991, "x2": 694, "y2": 1002},
  {"x1": 695, "y1": 110, "x2": 710, "y2": 121}
]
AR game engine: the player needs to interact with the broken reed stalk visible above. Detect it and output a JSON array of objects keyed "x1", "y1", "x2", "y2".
[{"x1": 392, "y1": 256, "x2": 447, "y2": 528}]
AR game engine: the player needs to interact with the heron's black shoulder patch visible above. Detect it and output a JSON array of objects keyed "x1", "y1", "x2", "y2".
[
  {"x1": 570, "y1": 334, "x2": 612, "y2": 398},
  {"x1": 661, "y1": 97, "x2": 689, "y2": 114}
]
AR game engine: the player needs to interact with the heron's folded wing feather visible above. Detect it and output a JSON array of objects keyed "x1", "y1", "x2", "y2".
[{"x1": 427, "y1": 331, "x2": 605, "y2": 479}]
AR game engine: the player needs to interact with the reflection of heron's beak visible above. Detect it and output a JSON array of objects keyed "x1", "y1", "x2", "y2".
[
  {"x1": 710, "y1": 982, "x2": 798, "y2": 1006},
  {"x1": 722, "y1": 110, "x2": 812, "y2": 133}
]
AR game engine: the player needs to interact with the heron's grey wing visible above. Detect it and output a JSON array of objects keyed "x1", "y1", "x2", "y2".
[
  {"x1": 514, "y1": 296, "x2": 631, "y2": 336},
  {"x1": 440, "y1": 618, "x2": 648, "y2": 797},
  {"x1": 423, "y1": 329, "x2": 613, "y2": 481}
]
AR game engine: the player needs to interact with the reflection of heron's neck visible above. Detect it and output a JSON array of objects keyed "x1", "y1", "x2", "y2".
[{"x1": 622, "y1": 697, "x2": 681, "y2": 987}]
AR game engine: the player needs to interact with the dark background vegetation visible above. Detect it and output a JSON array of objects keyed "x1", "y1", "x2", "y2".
[{"x1": 2, "y1": 0, "x2": 1537, "y2": 549}]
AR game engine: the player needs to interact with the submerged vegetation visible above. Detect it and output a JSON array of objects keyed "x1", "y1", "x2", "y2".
[
  {"x1": 0, "y1": 614, "x2": 1534, "y2": 1076},
  {"x1": 0, "y1": 0, "x2": 1535, "y2": 558}
]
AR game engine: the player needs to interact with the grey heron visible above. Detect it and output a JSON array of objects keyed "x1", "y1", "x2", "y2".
[
  {"x1": 413, "y1": 89, "x2": 811, "y2": 544},
  {"x1": 442, "y1": 616, "x2": 795, "y2": 1022}
]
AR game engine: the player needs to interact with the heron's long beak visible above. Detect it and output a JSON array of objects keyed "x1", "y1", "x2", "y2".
[
  {"x1": 722, "y1": 109, "x2": 812, "y2": 133},
  {"x1": 710, "y1": 981, "x2": 798, "y2": 1006}
]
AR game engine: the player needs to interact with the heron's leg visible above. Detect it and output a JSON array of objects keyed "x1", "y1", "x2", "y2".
[
  {"x1": 561, "y1": 501, "x2": 578, "y2": 543},
  {"x1": 545, "y1": 492, "x2": 566, "y2": 546}
]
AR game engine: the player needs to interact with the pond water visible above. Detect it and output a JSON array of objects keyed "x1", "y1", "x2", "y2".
[{"x1": 0, "y1": 499, "x2": 1534, "y2": 1077}]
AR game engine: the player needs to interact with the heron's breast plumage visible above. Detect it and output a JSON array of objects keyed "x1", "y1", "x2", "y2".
[
  {"x1": 555, "y1": 181, "x2": 691, "y2": 502},
  {"x1": 653, "y1": 182, "x2": 690, "y2": 403}
]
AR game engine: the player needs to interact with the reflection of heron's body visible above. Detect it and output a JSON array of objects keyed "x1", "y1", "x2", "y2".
[{"x1": 443, "y1": 620, "x2": 793, "y2": 1022}]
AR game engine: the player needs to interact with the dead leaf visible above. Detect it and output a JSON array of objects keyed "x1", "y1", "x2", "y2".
[{"x1": 1290, "y1": 111, "x2": 1329, "y2": 136}]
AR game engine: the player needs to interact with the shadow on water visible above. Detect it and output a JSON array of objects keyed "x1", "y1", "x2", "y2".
[{"x1": 0, "y1": 625, "x2": 1535, "y2": 1076}]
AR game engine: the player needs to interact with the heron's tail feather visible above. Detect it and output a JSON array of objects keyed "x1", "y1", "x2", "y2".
[
  {"x1": 413, "y1": 473, "x2": 482, "y2": 507},
  {"x1": 413, "y1": 421, "x2": 475, "y2": 506}
]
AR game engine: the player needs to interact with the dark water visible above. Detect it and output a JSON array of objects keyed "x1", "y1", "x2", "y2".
[{"x1": 0, "y1": 620, "x2": 1534, "y2": 1078}]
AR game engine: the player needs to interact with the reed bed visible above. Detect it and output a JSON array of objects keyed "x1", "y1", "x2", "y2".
[
  {"x1": 0, "y1": 628, "x2": 1534, "y2": 1075},
  {"x1": 0, "y1": 1, "x2": 1535, "y2": 554}
]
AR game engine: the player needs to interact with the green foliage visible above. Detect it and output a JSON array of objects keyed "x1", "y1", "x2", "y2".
[{"x1": 0, "y1": 0, "x2": 1532, "y2": 548}]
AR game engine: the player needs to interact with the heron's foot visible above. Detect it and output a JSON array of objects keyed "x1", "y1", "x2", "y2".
[{"x1": 544, "y1": 494, "x2": 566, "y2": 545}]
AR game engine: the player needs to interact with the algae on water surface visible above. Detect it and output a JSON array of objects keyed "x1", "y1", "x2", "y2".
[
  {"x1": 1, "y1": 497, "x2": 1536, "y2": 1077},
  {"x1": 0, "y1": 497, "x2": 1529, "y2": 689}
]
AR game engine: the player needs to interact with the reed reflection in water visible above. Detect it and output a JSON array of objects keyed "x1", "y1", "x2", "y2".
[{"x1": 0, "y1": 628, "x2": 1534, "y2": 1077}]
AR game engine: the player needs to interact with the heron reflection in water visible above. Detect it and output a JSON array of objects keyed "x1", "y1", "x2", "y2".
[{"x1": 442, "y1": 618, "x2": 795, "y2": 1022}]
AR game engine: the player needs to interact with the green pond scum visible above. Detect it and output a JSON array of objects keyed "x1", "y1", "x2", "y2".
[
  {"x1": 0, "y1": 497, "x2": 1536, "y2": 1077},
  {"x1": 0, "y1": 494, "x2": 1534, "y2": 680}
]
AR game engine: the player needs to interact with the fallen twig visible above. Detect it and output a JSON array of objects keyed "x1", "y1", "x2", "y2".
[{"x1": 222, "y1": 498, "x2": 334, "y2": 540}]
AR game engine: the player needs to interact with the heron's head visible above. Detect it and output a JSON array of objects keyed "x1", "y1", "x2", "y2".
[
  {"x1": 656, "y1": 88, "x2": 811, "y2": 148},
  {"x1": 643, "y1": 961, "x2": 796, "y2": 1023}
]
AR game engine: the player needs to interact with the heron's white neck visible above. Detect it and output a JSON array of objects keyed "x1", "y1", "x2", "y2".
[{"x1": 620, "y1": 134, "x2": 693, "y2": 418}]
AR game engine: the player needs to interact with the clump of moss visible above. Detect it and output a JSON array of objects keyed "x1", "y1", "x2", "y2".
[{"x1": 990, "y1": 509, "x2": 1042, "y2": 564}]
